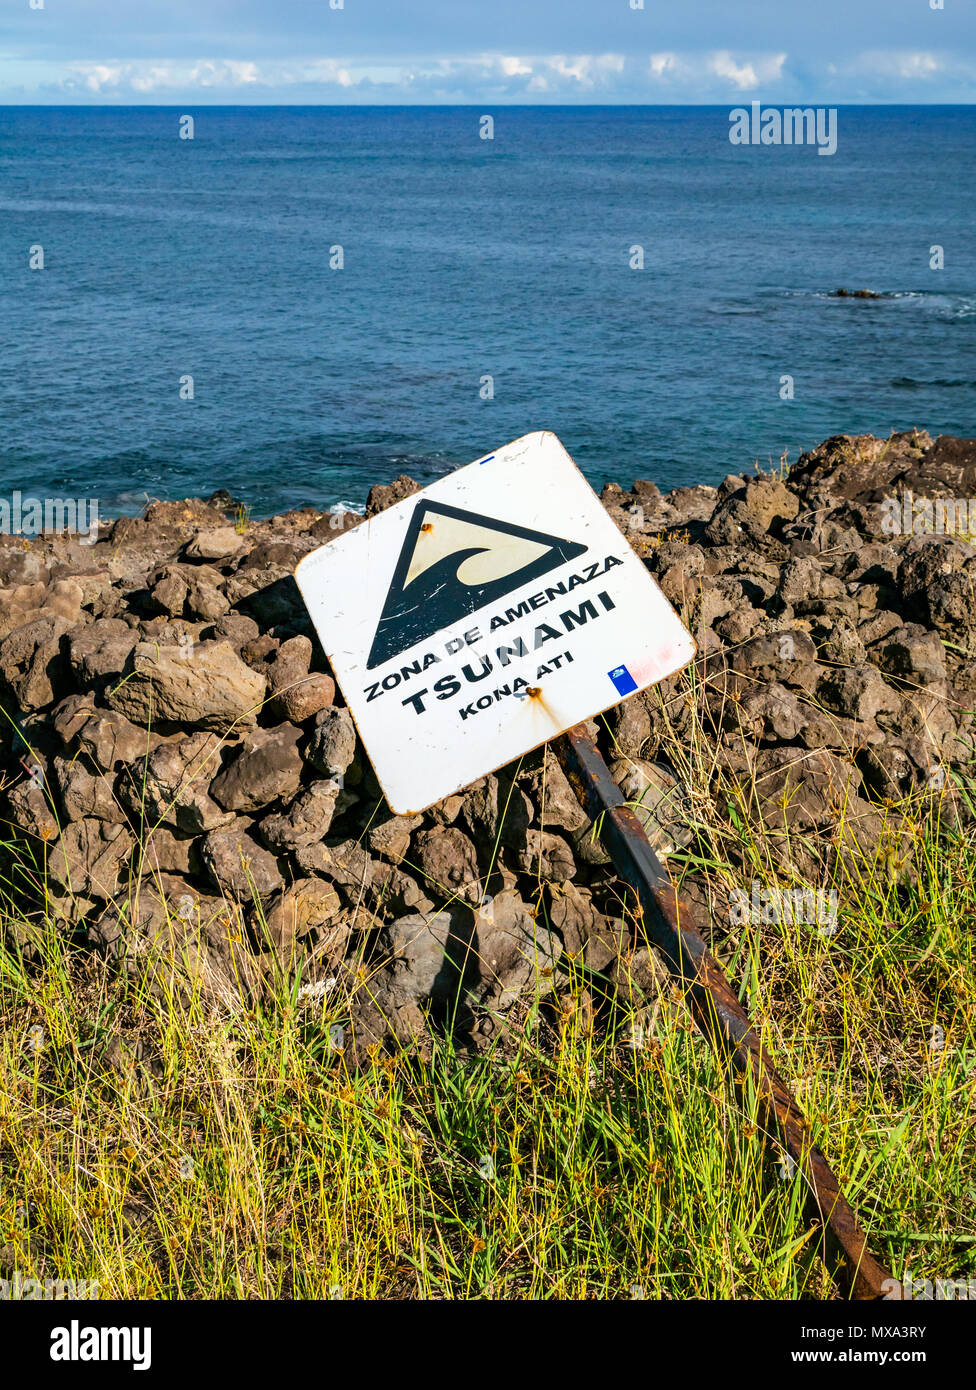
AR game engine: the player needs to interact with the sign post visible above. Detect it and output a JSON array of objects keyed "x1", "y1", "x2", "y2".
[
  {"x1": 295, "y1": 430, "x2": 897, "y2": 1300},
  {"x1": 557, "y1": 721, "x2": 895, "y2": 1300}
]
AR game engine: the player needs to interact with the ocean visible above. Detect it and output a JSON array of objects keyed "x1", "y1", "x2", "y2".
[{"x1": 1, "y1": 104, "x2": 973, "y2": 517}]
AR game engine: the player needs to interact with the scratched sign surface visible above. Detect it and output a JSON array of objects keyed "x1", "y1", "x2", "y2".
[{"x1": 294, "y1": 431, "x2": 696, "y2": 814}]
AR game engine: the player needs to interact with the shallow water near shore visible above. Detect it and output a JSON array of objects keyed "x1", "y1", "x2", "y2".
[{"x1": 1, "y1": 104, "x2": 974, "y2": 517}]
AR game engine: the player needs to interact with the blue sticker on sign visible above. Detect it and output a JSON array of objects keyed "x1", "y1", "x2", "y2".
[{"x1": 608, "y1": 665, "x2": 637, "y2": 696}]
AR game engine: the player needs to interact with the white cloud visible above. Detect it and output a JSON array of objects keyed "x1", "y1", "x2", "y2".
[
  {"x1": 649, "y1": 53, "x2": 677, "y2": 78},
  {"x1": 544, "y1": 54, "x2": 626, "y2": 87},
  {"x1": 643, "y1": 48, "x2": 786, "y2": 91},
  {"x1": 70, "y1": 58, "x2": 268, "y2": 92},
  {"x1": 299, "y1": 59, "x2": 355, "y2": 86},
  {"x1": 708, "y1": 50, "x2": 787, "y2": 91},
  {"x1": 81, "y1": 63, "x2": 124, "y2": 92},
  {"x1": 818, "y1": 48, "x2": 968, "y2": 92},
  {"x1": 42, "y1": 46, "x2": 976, "y2": 102},
  {"x1": 130, "y1": 66, "x2": 175, "y2": 92},
  {"x1": 901, "y1": 53, "x2": 938, "y2": 77},
  {"x1": 65, "y1": 48, "x2": 772, "y2": 98},
  {"x1": 709, "y1": 51, "x2": 758, "y2": 90},
  {"x1": 863, "y1": 49, "x2": 942, "y2": 79},
  {"x1": 225, "y1": 60, "x2": 260, "y2": 84}
]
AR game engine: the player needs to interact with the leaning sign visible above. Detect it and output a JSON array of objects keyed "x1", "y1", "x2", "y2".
[
  {"x1": 295, "y1": 431, "x2": 695, "y2": 814},
  {"x1": 293, "y1": 429, "x2": 897, "y2": 1297}
]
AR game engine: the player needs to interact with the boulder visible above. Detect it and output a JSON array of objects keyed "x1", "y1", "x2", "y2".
[
  {"x1": 816, "y1": 667, "x2": 901, "y2": 723},
  {"x1": 132, "y1": 731, "x2": 233, "y2": 834},
  {"x1": 874, "y1": 624, "x2": 948, "y2": 689},
  {"x1": 259, "y1": 779, "x2": 343, "y2": 851},
  {"x1": 6, "y1": 775, "x2": 60, "y2": 841},
  {"x1": 46, "y1": 818, "x2": 133, "y2": 901},
  {"x1": 90, "y1": 873, "x2": 258, "y2": 1008},
  {"x1": 0, "y1": 614, "x2": 74, "y2": 711},
  {"x1": 257, "y1": 879, "x2": 345, "y2": 957},
  {"x1": 306, "y1": 706, "x2": 357, "y2": 778},
  {"x1": 108, "y1": 640, "x2": 266, "y2": 730},
  {"x1": 412, "y1": 826, "x2": 481, "y2": 904},
  {"x1": 266, "y1": 636, "x2": 335, "y2": 722},
  {"x1": 53, "y1": 754, "x2": 123, "y2": 823},
  {"x1": 185, "y1": 527, "x2": 244, "y2": 562},
  {"x1": 516, "y1": 829, "x2": 576, "y2": 883},
  {"x1": 293, "y1": 837, "x2": 374, "y2": 897},
  {"x1": 706, "y1": 476, "x2": 799, "y2": 546},
  {"x1": 365, "y1": 475, "x2": 420, "y2": 517},
  {"x1": 76, "y1": 710, "x2": 155, "y2": 771},
  {"x1": 210, "y1": 723, "x2": 304, "y2": 812},
  {"x1": 68, "y1": 619, "x2": 139, "y2": 683},
  {"x1": 368, "y1": 812, "x2": 424, "y2": 863},
  {"x1": 470, "y1": 890, "x2": 562, "y2": 1012},
  {"x1": 200, "y1": 823, "x2": 285, "y2": 898},
  {"x1": 460, "y1": 772, "x2": 534, "y2": 851}
]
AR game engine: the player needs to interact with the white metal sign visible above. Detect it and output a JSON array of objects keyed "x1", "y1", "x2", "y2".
[{"x1": 295, "y1": 431, "x2": 696, "y2": 814}]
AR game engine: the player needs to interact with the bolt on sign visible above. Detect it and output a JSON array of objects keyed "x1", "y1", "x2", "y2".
[{"x1": 295, "y1": 431, "x2": 695, "y2": 813}]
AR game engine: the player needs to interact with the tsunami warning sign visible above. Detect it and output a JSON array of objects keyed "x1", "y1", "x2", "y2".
[{"x1": 294, "y1": 430, "x2": 696, "y2": 813}]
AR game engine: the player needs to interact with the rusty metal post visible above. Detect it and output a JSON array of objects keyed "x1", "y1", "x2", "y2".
[{"x1": 556, "y1": 722, "x2": 898, "y2": 1301}]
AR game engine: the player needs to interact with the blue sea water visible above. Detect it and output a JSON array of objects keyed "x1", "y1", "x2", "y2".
[{"x1": 1, "y1": 105, "x2": 973, "y2": 518}]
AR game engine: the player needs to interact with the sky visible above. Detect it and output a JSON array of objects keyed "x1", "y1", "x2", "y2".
[{"x1": 1, "y1": 0, "x2": 974, "y2": 104}]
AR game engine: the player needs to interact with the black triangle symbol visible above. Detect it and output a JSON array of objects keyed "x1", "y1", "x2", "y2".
[{"x1": 367, "y1": 500, "x2": 588, "y2": 670}]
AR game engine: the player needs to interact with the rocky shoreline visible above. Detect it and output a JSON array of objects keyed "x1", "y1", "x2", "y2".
[{"x1": 2, "y1": 429, "x2": 974, "y2": 1061}]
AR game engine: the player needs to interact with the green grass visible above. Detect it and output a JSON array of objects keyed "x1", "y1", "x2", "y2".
[
  {"x1": 1, "y1": 823, "x2": 973, "y2": 1300},
  {"x1": 1, "y1": 669, "x2": 975, "y2": 1299}
]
